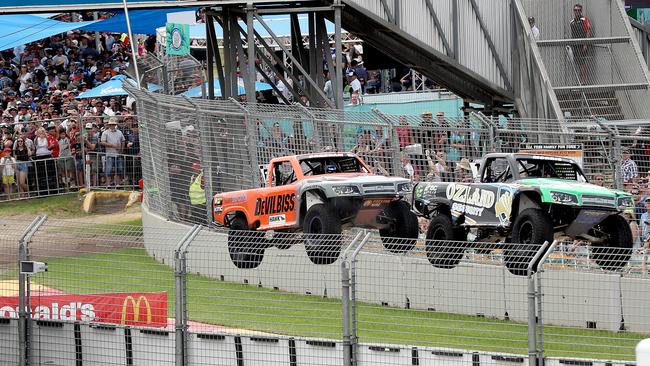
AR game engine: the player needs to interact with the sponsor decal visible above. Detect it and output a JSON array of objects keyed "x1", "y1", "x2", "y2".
[
  {"x1": 446, "y1": 183, "x2": 496, "y2": 217},
  {"x1": 227, "y1": 193, "x2": 248, "y2": 204},
  {"x1": 0, "y1": 292, "x2": 167, "y2": 327},
  {"x1": 495, "y1": 186, "x2": 514, "y2": 226},
  {"x1": 362, "y1": 198, "x2": 392, "y2": 208},
  {"x1": 446, "y1": 184, "x2": 495, "y2": 209},
  {"x1": 254, "y1": 193, "x2": 296, "y2": 216},
  {"x1": 268, "y1": 214, "x2": 286, "y2": 226}
]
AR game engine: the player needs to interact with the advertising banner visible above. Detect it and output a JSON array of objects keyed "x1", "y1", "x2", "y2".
[
  {"x1": 0, "y1": 292, "x2": 168, "y2": 328},
  {"x1": 519, "y1": 143, "x2": 584, "y2": 168}
]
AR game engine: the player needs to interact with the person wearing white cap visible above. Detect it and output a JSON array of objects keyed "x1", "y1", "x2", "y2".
[{"x1": 100, "y1": 117, "x2": 125, "y2": 186}]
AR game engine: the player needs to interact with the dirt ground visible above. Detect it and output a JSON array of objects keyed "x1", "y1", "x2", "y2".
[{"x1": 0, "y1": 203, "x2": 144, "y2": 268}]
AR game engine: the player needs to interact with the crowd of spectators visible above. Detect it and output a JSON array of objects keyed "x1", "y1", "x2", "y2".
[{"x1": 0, "y1": 13, "x2": 145, "y2": 199}]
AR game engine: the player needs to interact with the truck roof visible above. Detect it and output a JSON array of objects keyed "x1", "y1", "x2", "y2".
[
  {"x1": 485, "y1": 153, "x2": 577, "y2": 164},
  {"x1": 271, "y1": 152, "x2": 359, "y2": 162}
]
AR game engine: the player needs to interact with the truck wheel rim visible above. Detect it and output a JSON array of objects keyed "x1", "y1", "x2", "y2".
[
  {"x1": 309, "y1": 217, "x2": 323, "y2": 234},
  {"x1": 519, "y1": 222, "x2": 534, "y2": 244}
]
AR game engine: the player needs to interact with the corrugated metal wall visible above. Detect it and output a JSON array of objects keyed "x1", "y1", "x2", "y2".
[{"x1": 343, "y1": 0, "x2": 512, "y2": 91}]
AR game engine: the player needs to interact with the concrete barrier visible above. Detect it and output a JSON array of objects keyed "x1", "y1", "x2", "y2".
[
  {"x1": 0, "y1": 318, "x2": 19, "y2": 365},
  {"x1": 30, "y1": 320, "x2": 76, "y2": 366},
  {"x1": 78, "y1": 323, "x2": 127, "y2": 365}
]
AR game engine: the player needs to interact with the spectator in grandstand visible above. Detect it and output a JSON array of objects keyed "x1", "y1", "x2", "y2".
[
  {"x1": 57, "y1": 127, "x2": 75, "y2": 187},
  {"x1": 365, "y1": 71, "x2": 381, "y2": 94},
  {"x1": 447, "y1": 119, "x2": 467, "y2": 163},
  {"x1": 528, "y1": 17, "x2": 540, "y2": 40},
  {"x1": 396, "y1": 115, "x2": 414, "y2": 148},
  {"x1": 623, "y1": 211, "x2": 641, "y2": 248},
  {"x1": 455, "y1": 158, "x2": 474, "y2": 183},
  {"x1": 570, "y1": 3, "x2": 593, "y2": 84},
  {"x1": 401, "y1": 153, "x2": 416, "y2": 181},
  {"x1": 13, "y1": 136, "x2": 31, "y2": 197},
  {"x1": 593, "y1": 174, "x2": 604, "y2": 186},
  {"x1": 346, "y1": 70, "x2": 362, "y2": 97},
  {"x1": 641, "y1": 197, "x2": 650, "y2": 245},
  {"x1": 348, "y1": 93, "x2": 361, "y2": 106},
  {"x1": 351, "y1": 59, "x2": 367, "y2": 94},
  {"x1": 101, "y1": 117, "x2": 125, "y2": 186},
  {"x1": 323, "y1": 71, "x2": 334, "y2": 105},
  {"x1": 621, "y1": 148, "x2": 639, "y2": 184},
  {"x1": 425, "y1": 149, "x2": 449, "y2": 182},
  {"x1": 1, "y1": 148, "x2": 16, "y2": 198},
  {"x1": 84, "y1": 123, "x2": 100, "y2": 186}
]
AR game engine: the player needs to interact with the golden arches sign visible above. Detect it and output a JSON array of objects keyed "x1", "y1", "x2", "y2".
[{"x1": 120, "y1": 295, "x2": 152, "y2": 324}]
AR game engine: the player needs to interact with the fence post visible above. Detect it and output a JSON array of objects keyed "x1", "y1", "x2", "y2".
[
  {"x1": 174, "y1": 225, "x2": 202, "y2": 366},
  {"x1": 526, "y1": 241, "x2": 551, "y2": 366},
  {"x1": 349, "y1": 232, "x2": 372, "y2": 366},
  {"x1": 295, "y1": 103, "x2": 322, "y2": 152},
  {"x1": 17, "y1": 215, "x2": 48, "y2": 366},
  {"x1": 340, "y1": 232, "x2": 363, "y2": 366},
  {"x1": 534, "y1": 241, "x2": 557, "y2": 366}
]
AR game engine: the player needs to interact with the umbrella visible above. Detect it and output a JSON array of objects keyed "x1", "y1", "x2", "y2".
[
  {"x1": 181, "y1": 79, "x2": 273, "y2": 98},
  {"x1": 76, "y1": 75, "x2": 162, "y2": 99}
]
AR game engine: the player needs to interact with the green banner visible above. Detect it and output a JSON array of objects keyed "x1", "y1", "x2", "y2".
[{"x1": 166, "y1": 23, "x2": 190, "y2": 56}]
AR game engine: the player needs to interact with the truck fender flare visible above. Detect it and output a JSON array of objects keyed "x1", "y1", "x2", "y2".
[
  {"x1": 513, "y1": 191, "x2": 541, "y2": 217},
  {"x1": 297, "y1": 190, "x2": 326, "y2": 226},
  {"x1": 223, "y1": 208, "x2": 254, "y2": 229},
  {"x1": 424, "y1": 198, "x2": 453, "y2": 218}
]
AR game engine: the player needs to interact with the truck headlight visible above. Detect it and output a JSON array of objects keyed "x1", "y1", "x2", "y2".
[
  {"x1": 332, "y1": 185, "x2": 361, "y2": 195},
  {"x1": 215, "y1": 196, "x2": 223, "y2": 206},
  {"x1": 397, "y1": 183, "x2": 412, "y2": 193},
  {"x1": 550, "y1": 192, "x2": 579, "y2": 205}
]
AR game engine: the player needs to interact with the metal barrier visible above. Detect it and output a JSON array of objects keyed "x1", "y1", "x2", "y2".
[{"x1": 1, "y1": 216, "x2": 648, "y2": 365}]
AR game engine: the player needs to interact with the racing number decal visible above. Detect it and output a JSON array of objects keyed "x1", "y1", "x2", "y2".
[{"x1": 254, "y1": 193, "x2": 296, "y2": 216}]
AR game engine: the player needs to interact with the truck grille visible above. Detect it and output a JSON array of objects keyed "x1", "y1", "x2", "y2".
[
  {"x1": 362, "y1": 183, "x2": 396, "y2": 194},
  {"x1": 581, "y1": 195, "x2": 616, "y2": 207}
]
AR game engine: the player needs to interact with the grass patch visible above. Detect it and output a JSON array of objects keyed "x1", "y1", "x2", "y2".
[
  {"x1": 33, "y1": 248, "x2": 642, "y2": 360},
  {"x1": 0, "y1": 194, "x2": 87, "y2": 218}
]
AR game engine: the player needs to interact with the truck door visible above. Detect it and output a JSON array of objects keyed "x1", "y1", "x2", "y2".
[{"x1": 257, "y1": 160, "x2": 299, "y2": 229}]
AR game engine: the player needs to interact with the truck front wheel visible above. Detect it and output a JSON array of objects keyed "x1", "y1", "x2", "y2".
[
  {"x1": 506, "y1": 208, "x2": 553, "y2": 276},
  {"x1": 425, "y1": 215, "x2": 467, "y2": 269},
  {"x1": 379, "y1": 201, "x2": 419, "y2": 253},
  {"x1": 303, "y1": 203, "x2": 342, "y2": 265},
  {"x1": 590, "y1": 214, "x2": 633, "y2": 271},
  {"x1": 227, "y1": 215, "x2": 266, "y2": 269}
]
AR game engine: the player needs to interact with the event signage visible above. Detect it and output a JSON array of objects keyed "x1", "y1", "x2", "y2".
[
  {"x1": 0, "y1": 292, "x2": 167, "y2": 328},
  {"x1": 519, "y1": 143, "x2": 584, "y2": 168},
  {"x1": 166, "y1": 22, "x2": 190, "y2": 56}
]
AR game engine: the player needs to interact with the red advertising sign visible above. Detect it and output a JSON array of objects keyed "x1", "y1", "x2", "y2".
[{"x1": 0, "y1": 292, "x2": 168, "y2": 328}]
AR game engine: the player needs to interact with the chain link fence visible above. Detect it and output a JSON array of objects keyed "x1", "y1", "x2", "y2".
[
  {"x1": 125, "y1": 87, "x2": 650, "y2": 228},
  {"x1": 1, "y1": 217, "x2": 648, "y2": 365}
]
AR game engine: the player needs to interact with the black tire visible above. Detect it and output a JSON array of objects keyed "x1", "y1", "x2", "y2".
[
  {"x1": 227, "y1": 215, "x2": 266, "y2": 269},
  {"x1": 379, "y1": 201, "x2": 420, "y2": 253},
  {"x1": 303, "y1": 203, "x2": 342, "y2": 265},
  {"x1": 425, "y1": 215, "x2": 467, "y2": 269},
  {"x1": 506, "y1": 208, "x2": 553, "y2": 276},
  {"x1": 591, "y1": 214, "x2": 633, "y2": 271},
  {"x1": 269, "y1": 231, "x2": 300, "y2": 250}
]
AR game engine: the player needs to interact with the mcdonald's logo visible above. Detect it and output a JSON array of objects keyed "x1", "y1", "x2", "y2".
[{"x1": 121, "y1": 295, "x2": 152, "y2": 324}]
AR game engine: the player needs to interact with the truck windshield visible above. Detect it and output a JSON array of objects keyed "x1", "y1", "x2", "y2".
[
  {"x1": 517, "y1": 159, "x2": 587, "y2": 182},
  {"x1": 300, "y1": 156, "x2": 369, "y2": 176}
]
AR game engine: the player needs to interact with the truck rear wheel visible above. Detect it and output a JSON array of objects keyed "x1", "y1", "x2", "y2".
[
  {"x1": 227, "y1": 215, "x2": 266, "y2": 269},
  {"x1": 506, "y1": 208, "x2": 553, "y2": 276},
  {"x1": 590, "y1": 214, "x2": 633, "y2": 271},
  {"x1": 303, "y1": 203, "x2": 342, "y2": 265},
  {"x1": 380, "y1": 201, "x2": 419, "y2": 253},
  {"x1": 425, "y1": 215, "x2": 467, "y2": 269}
]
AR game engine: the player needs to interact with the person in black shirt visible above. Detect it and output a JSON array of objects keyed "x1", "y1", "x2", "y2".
[{"x1": 570, "y1": 4, "x2": 594, "y2": 84}]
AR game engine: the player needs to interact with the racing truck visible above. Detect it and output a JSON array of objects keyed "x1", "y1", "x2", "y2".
[
  {"x1": 213, "y1": 152, "x2": 419, "y2": 268},
  {"x1": 412, "y1": 153, "x2": 635, "y2": 275}
]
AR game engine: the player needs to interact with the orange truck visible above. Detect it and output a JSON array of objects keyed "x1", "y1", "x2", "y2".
[{"x1": 213, "y1": 152, "x2": 419, "y2": 268}]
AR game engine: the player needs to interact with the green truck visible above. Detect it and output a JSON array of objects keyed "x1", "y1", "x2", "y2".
[{"x1": 412, "y1": 153, "x2": 635, "y2": 275}]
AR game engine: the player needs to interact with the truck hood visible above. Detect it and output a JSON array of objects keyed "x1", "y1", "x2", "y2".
[{"x1": 517, "y1": 178, "x2": 631, "y2": 208}]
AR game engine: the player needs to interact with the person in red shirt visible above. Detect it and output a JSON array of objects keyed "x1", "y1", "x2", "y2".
[
  {"x1": 570, "y1": 4, "x2": 594, "y2": 84},
  {"x1": 46, "y1": 123, "x2": 60, "y2": 158}
]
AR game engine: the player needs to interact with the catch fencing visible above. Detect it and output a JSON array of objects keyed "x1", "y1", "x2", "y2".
[
  {"x1": 126, "y1": 87, "x2": 650, "y2": 227},
  {"x1": 1, "y1": 215, "x2": 648, "y2": 365}
]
